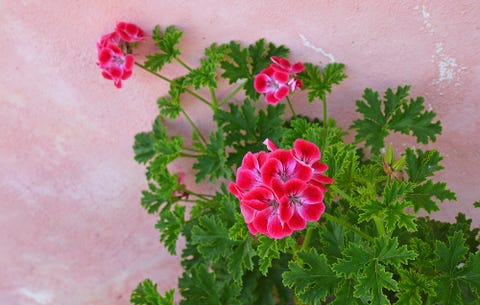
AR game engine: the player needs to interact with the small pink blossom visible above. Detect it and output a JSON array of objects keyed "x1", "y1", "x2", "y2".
[
  {"x1": 254, "y1": 57, "x2": 304, "y2": 104},
  {"x1": 97, "y1": 31, "x2": 121, "y2": 50},
  {"x1": 271, "y1": 56, "x2": 305, "y2": 75},
  {"x1": 115, "y1": 22, "x2": 146, "y2": 42},
  {"x1": 97, "y1": 44, "x2": 134, "y2": 88},
  {"x1": 254, "y1": 67, "x2": 290, "y2": 105}
]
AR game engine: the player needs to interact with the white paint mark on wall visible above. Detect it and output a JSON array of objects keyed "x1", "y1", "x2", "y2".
[
  {"x1": 299, "y1": 34, "x2": 335, "y2": 63},
  {"x1": 18, "y1": 288, "x2": 53, "y2": 304},
  {"x1": 432, "y1": 42, "x2": 465, "y2": 85},
  {"x1": 414, "y1": 5, "x2": 434, "y2": 34}
]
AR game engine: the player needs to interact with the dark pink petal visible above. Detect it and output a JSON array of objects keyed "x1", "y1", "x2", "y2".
[
  {"x1": 300, "y1": 185, "x2": 324, "y2": 204},
  {"x1": 265, "y1": 92, "x2": 279, "y2": 104},
  {"x1": 297, "y1": 202, "x2": 325, "y2": 221},
  {"x1": 270, "y1": 178, "x2": 285, "y2": 198},
  {"x1": 287, "y1": 209, "x2": 307, "y2": 230},
  {"x1": 124, "y1": 54, "x2": 135, "y2": 70},
  {"x1": 294, "y1": 139, "x2": 320, "y2": 166},
  {"x1": 267, "y1": 214, "x2": 292, "y2": 239},
  {"x1": 241, "y1": 198, "x2": 269, "y2": 211},
  {"x1": 291, "y1": 62, "x2": 305, "y2": 74},
  {"x1": 283, "y1": 179, "x2": 307, "y2": 197},
  {"x1": 122, "y1": 69, "x2": 132, "y2": 80},
  {"x1": 261, "y1": 66, "x2": 275, "y2": 77},
  {"x1": 101, "y1": 70, "x2": 112, "y2": 80},
  {"x1": 247, "y1": 222, "x2": 258, "y2": 235},
  {"x1": 240, "y1": 203, "x2": 256, "y2": 223},
  {"x1": 263, "y1": 138, "x2": 278, "y2": 151},
  {"x1": 228, "y1": 182, "x2": 243, "y2": 199},
  {"x1": 271, "y1": 56, "x2": 291, "y2": 70},
  {"x1": 236, "y1": 168, "x2": 260, "y2": 191},
  {"x1": 312, "y1": 161, "x2": 328, "y2": 172},
  {"x1": 279, "y1": 197, "x2": 293, "y2": 223},
  {"x1": 254, "y1": 74, "x2": 271, "y2": 93},
  {"x1": 98, "y1": 48, "x2": 112, "y2": 64},
  {"x1": 252, "y1": 209, "x2": 270, "y2": 234},
  {"x1": 272, "y1": 71, "x2": 289, "y2": 84},
  {"x1": 241, "y1": 152, "x2": 259, "y2": 169},
  {"x1": 109, "y1": 66, "x2": 122, "y2": 78},
  {"x1": 116, "y1": 22, "x2": 145, "y2": 42},
  {"x1": 114, "y1": 79, "x2": 122, "y2": 88},
  {"x1": 274, "y1": 85, "x2": 290, "y2": 100}
]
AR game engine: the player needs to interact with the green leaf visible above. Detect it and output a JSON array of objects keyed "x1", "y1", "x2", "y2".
[
  {"x1": 144, "y1": 26, "x2": 183, "y2": 72},
  {"x1": 405, "y1": 148, "x2": 444, "y2": 183},
  {"x1": 256, "y1": 235, "x2": 295, "y2": 275},
  {"x1": 351, "y1": 86, "x2": 442, "y2": 154},
  {"x1": 433, "y1": 231, "x2": 480, "y2": 304},
  {"x1": 228, "y1": 239, "x2": 256, "y2": 283},
  {"x1": 407, "y1": 180, "x2": 457, "y2": 213},
  {"x1": 155, "y1": 205, "x2": 186, "y2": 255},
  {"x1": 396, "y1": 270, "x2": 436, "y2": 305},
  {"x1": 474, "y1": 201, "x2": 480, "y2": 208},
  {"x1": 140, "y1": 169, "x2": 180, "y2": 214},
  {"x1": 220, "y1": 39, "x2": 289, "y2": 100},
  {"x1": 299, "y1": 62, "x2": 347, "y2": 102},
  {"x1": 283, "y1": 250, "x2": 339, "y2": 304},
  {"x1": 214, "y1": 100, "x2": 285, "y2": 167},
  {"x1": 157, "y1": 97, "x2": 181, "y2": 119},
  {"x1": 191, "y1": 215, "x2": 231, "y2": 260},
  {"x1": 133, "y1": 132, "x2": 156, "y2": 164},
  {"x1": 192, "y1": 129, "x2": 231, "y2": 182},
  {"x1": 331, "y1": 279, "x2": 362, "y2": 305},
  {"x1": 354, "y1": 263, "x2": 396, "y2": 305},
  {"x1": 130, "y1": 279, "x2": 174, "y2": 305},
  {"x1": 186, "y1": 44, "x2": 228, "y2": 90}
]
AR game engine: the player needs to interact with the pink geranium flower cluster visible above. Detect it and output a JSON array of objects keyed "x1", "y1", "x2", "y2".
[
  {"x1": 229, "y1": 139, "x2": 333, "y2": 239},
  {"x1": 96, "y1": 22, "x2": 145, "y2": 88},
  {"x1": 254, "y1": 56, "x2": 305, "y2": 104}
]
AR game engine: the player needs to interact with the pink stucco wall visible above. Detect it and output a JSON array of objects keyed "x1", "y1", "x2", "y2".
[{"x1": 1, "y1": 1, "x2": 479, "y2": 304}]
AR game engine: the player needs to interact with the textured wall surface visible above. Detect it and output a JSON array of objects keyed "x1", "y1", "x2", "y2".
[{"x1": 1, "y1": 1, "x2": 479, "y2": 304}]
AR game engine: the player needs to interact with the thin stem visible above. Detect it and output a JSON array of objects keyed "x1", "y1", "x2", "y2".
[
  {"x1": 175, "y1": 58, "x2": 192, "y2": 71},
  {"x1": 322, "y1": 98, "x2": 328, "y2": 128},
  {"x1": 330, "y1": 185, "x2": 355, "y2": 203},
  {"x1": 179, "y1": 152, "x2": 201, "y2": 158},
  {"x1": 219, "y1": 83, "x2": 244, "y2": 106},
  {"x1": 135, "y1": 62, "x2": 212, "y2": 107},
  {"x1": 210, "y1": 87, "x2": 218, "y2": 111},
  {"x1": 286, "y1": 96, "x2": 297, "y2": 116},
  {"x1": 182, "y1": 147, "x2": 201, "y2": 153},
  {"x1": 322, "y1": 212, "x2": 373, "y2": 241},
  {"x1": 181, "y1": 109, "x2": 207, "y2": 144},
  {"x1": 135, "y1": 62, "x2": 172, "y2": 82},
  {"x1": 183, "y1": 189, "x2": 214, "y2": 200},
  {"x1": 301, "y1": 226, "x2": 314, "y2": 251},
  {"x1": 374, "y1": 217, "x2": 386, "y2": 237}
]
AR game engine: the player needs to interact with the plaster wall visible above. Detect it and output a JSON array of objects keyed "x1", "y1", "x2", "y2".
[{"x1": 1, "y1": 1, "x2": 479, "y2": 304}]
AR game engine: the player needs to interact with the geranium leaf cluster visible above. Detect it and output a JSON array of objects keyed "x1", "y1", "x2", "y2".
[{"x1": 95, "y1": 23, "x2": 479, "y2": 304}]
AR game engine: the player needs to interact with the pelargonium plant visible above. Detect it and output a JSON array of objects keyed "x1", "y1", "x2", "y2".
[{"x1": 97, "y1": 22, "x2": 480, "y2": 305}]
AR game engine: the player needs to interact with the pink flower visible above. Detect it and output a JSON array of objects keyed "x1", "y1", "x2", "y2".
[
  {"x1": 254, "y1": 67, "x2": 290, "y2": 104},
  {"x1": 96, "y1": 31, "x2": 120, "y2": 50},
  {"x1": 97, "y1": 44, "x2": 134, "y2": 88},
  {"x1": 271, "y1": 56, "x2": 305, "y2": 75},
  {"x1": 254, "y1": 57, "x2": 304, "y2": 104},
  {"x1": 115, "y1": 22, "x2": 146, "y2": 42},
  {"x1": 229, "y1": 139, "x2": 333, "y2": 239}
]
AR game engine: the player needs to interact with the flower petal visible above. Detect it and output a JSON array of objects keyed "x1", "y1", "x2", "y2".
[
  {"x1": 267, "y1": 214, "x2": 292, "y2": 239},
  {"x1": 254, "y1": 74, "x2": 271, "y2": 93},
  {"x1": 287, "y1": 209, "x2": 307, "y2": 230},
  {"x1": 293, "y1": 139, "x2": 320, "y2": 166},
  {"x1": 297, "y1": 202, "x2": 325, "y2": 222}
]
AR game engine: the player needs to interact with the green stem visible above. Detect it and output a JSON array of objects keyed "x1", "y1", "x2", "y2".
[
  {"x1": 181, "y1": 109, "x2": 207, "y2": 144},
  {"x1": 179, "y1": 152, "x2": 201, "y2": 158},
  {"x1": 175, "y1": 58, "x2": 192, "y2": 71},
  {"x1": 301, "y1": 226, "x2": 314, "y2": 251},
  {"x1": 219, "y1": 83, "x2": 244, "y2": 106},
  {"x1": 286, "y1": 96, "x2": 297, "y2": 116},
  {"x1": 183, "y1": 189, "x2": 214, "y2": 200},
  {"x1": 374, "y1": 217, "x2": 386, "y2": 237},
  {"x1": 182, "y1": 147, "x2": 201, "y2": 153},
  {"x1": 322, "y1": 212, "x2": 373, "y2": 241},
  {"x1": 135, "y1": 62, "x2": 212, "y2": 107},
  {"x1": 135, "y1": 61, "x2": 172, "y2": 82},
  {"x1": 322, "y1": 98, "x2": 328, "y2": 128},
  {"x1": 210, "y1": 87, "x2": 218, "y2": 111}
]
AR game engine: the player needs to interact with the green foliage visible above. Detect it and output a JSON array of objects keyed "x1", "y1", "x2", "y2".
[
  {"x1": 130, "y1": 279, "x2": 174, "y2": 305},
  {"x1": 220, "y1": 39, "x2": 289, "y2": 100},
  {"x1": 283, "y1": 250, "x2": 339, "y2": 304},
  {"x1": 123, "y1": 25, "x2": 480, "y2": 305},
  {"x1": 214, "y1": 100, "x2": 285, "y2": 166},
  {"x1": 144, "y1": 25, "x2": 183, "y2": 72},
  {"x1": 299, "y1": 62, "x2": 347, "y2": 102},
  {"x1": 192, "y1": 128, "x2": 231, "y2": 182},
  {"x1": 351, "y1": 86, "x2": 442, "y2": 154}
]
